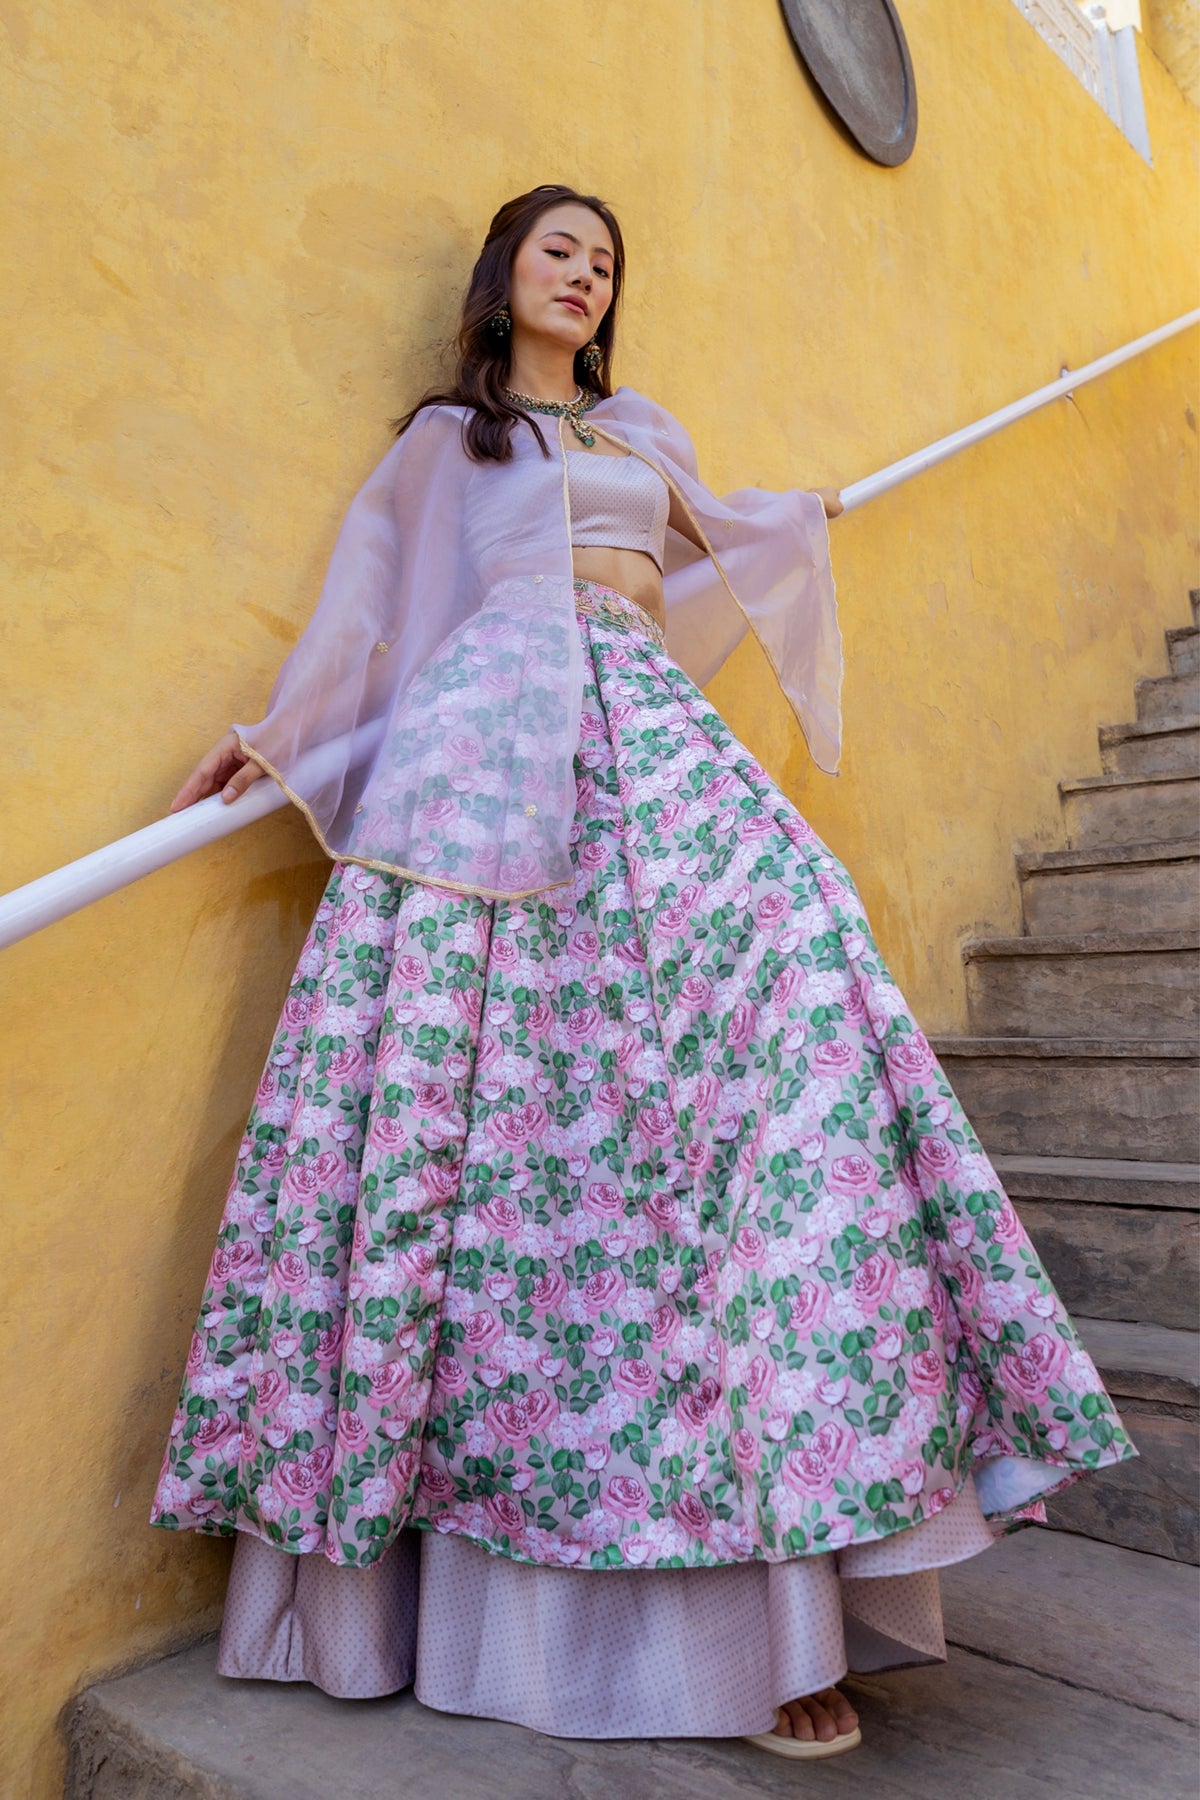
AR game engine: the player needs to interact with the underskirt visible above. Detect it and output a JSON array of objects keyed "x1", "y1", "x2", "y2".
[
  {"x1": 214, "y1": 1474, "x2": 996, "y2": 1737},
  {"x1": 151, "y1": 576, "x2": 1135, "y2": 1593}
]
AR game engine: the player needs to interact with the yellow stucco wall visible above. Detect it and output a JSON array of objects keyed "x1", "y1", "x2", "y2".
[{"x1": 1, "y1": 1, "x2": 1196, "y2": 1792}]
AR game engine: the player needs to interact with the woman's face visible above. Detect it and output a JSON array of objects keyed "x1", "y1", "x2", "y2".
[{"x1": 507, "y1": 202, "x2": 616, "y2": 355}]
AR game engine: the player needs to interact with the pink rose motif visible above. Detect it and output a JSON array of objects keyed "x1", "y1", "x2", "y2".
[
  {"x1": 772, "y1": 965, "x2": 806, "y2": 1010},
  {"x1": 582, "y1": 1181, "x2": 625, "y2": 1220},
  {"x1": 644, "y1": 1190, "x2": 681, "y2": 1231},
  {"x1": 525, "y1": 1001, "x2": 553, "y2": 1035},
  {"x1": 755, "y1": 890, "x2": 790, "y2": 928},
  {"x1": 336, "y1": 1409, "x2": 369, "y2": 1452},
  {"x1": 1000, "y1": 1331, "x2": 1069, "y2": 1405},
  {"x1": 955, "y1": 1260, "x2": 985, "y2": 1312},
  {"x1": 314, "y1": 1322, "x2": 345, "y2": 1369},
  {"x1": 677, "y1": 1376, "x2": 721, "y2": 1435},
  {"x1": 484, "y1": 1272, "x2": 516, "y2": 1302},
  {"x1": 603, "y1": 1476, "x2": 651, "y2": 1519},
  {"x1": 637, "y1": 1103, "x2": 678, "y2": 1148},
  {"x1": 811, "y1": 1038, "x2": 858, "y2": 1074},
  {"x1": 270, "y1": 1327, "x2": 301, "y2": 1360},
  {"x1": 885, "y1": 1033, "x2": 936, "y2": 1081},
  {"x1": 731, "y1": 1427, "x2": 760, "y2": 1472},
  {"x1": 420, "y1": 1158, "x2": 462, "y2": 1203},
  {"x1": 412, "y1": 1082, "x2": 452, "y2": 1118},
  {"x1": 369, "y1": 1360, "x2": 410, "y2": 1404},
  {"x1": 489, "y1": 937, "x2": 518, "y2": 969},
  {"x1": 565, "y1": 1005, "x2": 601, "y2": 1045},
  {"x1": 927, "y1": 1486, "x2": 956, "y2": 1515},
  {"x1": 613, "y1": 937, "x2": 647, "y2": 967},
  {"x1": 462, "y1": 1311, "x2": 503, "y2": 1355},
  {"x1": 477, "y1": 1195, "x2": 522, "y2": 1238},
  {"x1": 812, "y1": 1419, "x2": 855, "y2": 1477},
  {"x1": 684, "y1": 1140, "x2": 714, "y2": 1178},
  {"x1": 253, "y1": 1368, "x2": 286, "y2": 1413},
  {"x1": 875, "y1": 1323, "x2": 905, "y2": 1361},
  {"x1": 386, "y1": 1448, "x2": 419, "y2": 1495},
  {"x1": 327, "y1": 1045, "x2": 366, "y2": 1083},
  {"x1": 190, "y1": 1410, "x2": 237, "y2": 1454},
  {"x1": 672, "y1": 1492, "x2": 711, "y2": 1537},
  {"x1": 488, "y1": 1102, "x2": 548, "y2": 1151},
  {"x1": 435, "y1": 1355, "x2": 468, "y2": 1395},
  {"x1": 419, "y1": 1462, "x2": 455, "y2": 1499},
  {"x1": 394, "y1": 953, "x2": 428, "y2": 985},
  {"x1": 992, "y1": 1198, "x2": 1025, "y2": 1248},
  {"x1": 613, "y1": 1357, "x2": 657, "y2": 1398},
  {"x1": 678, "y1": 975, "x2": 714, "y2": 1013},
  {"x1": 369, "y1": 1112, "x2": 410, "y2": 1152},
  {"x1": 448, "y1": 732, "x2": 482, "y2": 763},
  {"x1": 273, "y1": 1250, "x2": 309, "y2": 1295},
  {"x1": 528, "y1": 1270, "x2": 567, "y2": 1315},
  {"x1": 649, "y1": 1304, "x2": 680, "y2": 1349},
  {"x1": 745, "y1": 1355, "x2": 774, "y2": 1408},
  {"x1": 398, "y1": 1243, "x2": 438, "y2": 1283},
  {"x1": 908, "y1": 1350, "x2": 947, "y2": 1396},
  {"x1": 484, "y1": 1491, "x2": 525, "y2": 1536},
  {"x1": 731, "y1": 1225, "x2": 767, "y2": 1269},
  {"x1": 582, "y1": 1269, "x2": 623, "y2": 1316},
  {"x1": 579, "y1": 841, "x2": 608, "y2": 871},
  {"x1": 656, "y1": 902, "x2": 691, "y2": 936},
  {"x1": 916, "y1": 1136, "x2": 958, "y2": 1182},
  {"x1": 789, "y1": 1280, "x2": 827, "y2": 1336},
  {"x1": 852, "y1": 1254, "x2": 896, "y2": 1314},
  {"x1": 726, "y1": 1002, "x2": 758, "y2": 1052},
  {"x1": 887, "y1": 1459, "x2": 924, "y2": 1499},
  {"x1": 949, "y1": 1217, "x2": 976, "y2": 1249},
  {"x1": 485, "y1": 1389, "x2": 557, "y2": 1445},
  {"x1": 828, "y1": 1153, "x2": 877, "y2": 1197},
  {"x1": 593, "y1": 1082, "x2": 625, "y2": 1117}
]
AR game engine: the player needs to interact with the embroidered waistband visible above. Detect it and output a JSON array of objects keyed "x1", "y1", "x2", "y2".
[{"x1": 573, "y1": 578, "x2": 666, "y2": 649}]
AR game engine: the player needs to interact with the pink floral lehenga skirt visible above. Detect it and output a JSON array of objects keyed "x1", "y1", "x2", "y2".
[{"x1": 151, "y1": 578, "x2": 1136, "y2": 1738}]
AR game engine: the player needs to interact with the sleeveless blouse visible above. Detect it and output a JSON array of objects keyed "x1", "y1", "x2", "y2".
[{"x1": 566, "y1": 448, "x2": 670, "y2": 572}]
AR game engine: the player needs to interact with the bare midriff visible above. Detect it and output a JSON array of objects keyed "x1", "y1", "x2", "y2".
[{"x1": 570, "y1": 544, "x2": 666, "y2": 632}]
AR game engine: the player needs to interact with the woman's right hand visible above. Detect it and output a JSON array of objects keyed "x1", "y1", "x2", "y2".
[{"x1": 168, "y1": 730, "x2": 267, "y2": 812}]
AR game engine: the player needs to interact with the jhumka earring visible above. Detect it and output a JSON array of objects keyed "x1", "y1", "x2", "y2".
[
  {"x1": 489, "y1": 304, "x2": 512, "y2": 336},
  {"x1": 581, "y1": 338, "x2": 602, "y2": 373}
]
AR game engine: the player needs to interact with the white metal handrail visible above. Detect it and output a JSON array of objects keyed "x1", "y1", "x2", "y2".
[{"x1": 3, "y1": 305, "x2": 1197, "y2": 952}]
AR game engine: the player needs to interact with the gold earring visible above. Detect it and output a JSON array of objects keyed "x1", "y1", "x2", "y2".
[
  {"x1": 489, "y1": 304, "x2": 511, "y2": 336},
  {"x1": 581, "y1": 338, "x2": 602, "y2": 372}
]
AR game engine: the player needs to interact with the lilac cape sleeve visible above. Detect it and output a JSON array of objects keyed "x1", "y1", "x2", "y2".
[
  {"x1": 594, "y1": 389, "x2": 844, "y2": 778},
  {"x1": 230, "y1": 405, "x2": 585, "y2": 900}
]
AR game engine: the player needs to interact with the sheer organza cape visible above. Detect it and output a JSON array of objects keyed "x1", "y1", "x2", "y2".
[{"x1": 232, "y1": 385, "x2": 842, "y2": 901}]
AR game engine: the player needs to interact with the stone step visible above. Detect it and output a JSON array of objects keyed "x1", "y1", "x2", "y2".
[
  {"x1": 62, "y1": 1539, "x2": 1200, "y2": 1800},
  {"x1": 1098, "y1": 716, "x2": 1200, "y2": 777},
  {"x1": 1045, "y1": 1317, "x2": 1199, "y2": 1565},
  {"x1": 1014, "y1": 1195, "x2": 1198, "y2": 1329},
  {"x1": 928, "y1": 1036, "x2": 1200, "y2": 1161},
  {"x1": 990, "y1": 1152, "x2": 1200, "y2": 1209},
  {"x1": 1060, "y1": 768, "x2": 1200, "y2": 848},
  {"x1": 1015, "y1": 838, "x2": 1200, "y2": 935},
  {"x1": 997, "y1": 1155, "x2": 1199, "y2": 1330},
  {"x1": 962, "y1": 928, "x2": 1199, "y2": 1040},
  {"x1": 940, "y1": 1524, "x2": 1199, "y2": 1725},
  {"x1": 1135, "y1": 667, "x2": 1200, "y2": 725},
  {"x1": 1167, "y1": 624, "x2": 1200, "y2": 677}
]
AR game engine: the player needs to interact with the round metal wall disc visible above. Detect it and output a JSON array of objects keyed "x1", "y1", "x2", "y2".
[{"x1": 779, "y1": 0, "x2": 918, "y2": 167}]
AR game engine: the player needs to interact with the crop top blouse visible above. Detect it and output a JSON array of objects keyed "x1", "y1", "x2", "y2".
[{"x1": 566, "y1": 448, "x2": 670, "y2": 573}]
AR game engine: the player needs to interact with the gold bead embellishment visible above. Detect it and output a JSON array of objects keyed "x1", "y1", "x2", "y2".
[
  {"x1": 525, "y1": 804, "x2": 538, "y2": 816},
  {"x1": 375, "y1": 641, "x2": 389, "y2": 653}
]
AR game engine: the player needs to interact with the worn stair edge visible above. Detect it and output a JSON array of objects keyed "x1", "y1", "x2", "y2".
[
  {"x1": 1060, "y1": 767, "x2": 1199, "y2": 796},
  {"x1": 929, "y1": 1035, "x2": 1200, "y2": 1058},
  {"x1": 990, "y1": 1153, "x2": 1200, "y2": 1210},
  {"x1": 1099, "y1": 716, "x2": 1200, "y2": 749},
  {"x1": 1074, "y1": 1317, "x2": 1200, "y2": 1407},
  {"x1": 1014, "y1": 837, "x2": 1200, "y2": 874},
  {"x1": 962, "y1": 928, "x2": 1200, "y2": 959}
]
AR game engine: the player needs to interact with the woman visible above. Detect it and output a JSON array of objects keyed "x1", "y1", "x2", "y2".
[{"x1": 151, "y1": 184, "x2": 1136, "y2": 1760}]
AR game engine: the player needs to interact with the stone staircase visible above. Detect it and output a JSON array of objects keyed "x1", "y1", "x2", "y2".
[{"x1": 931, "y1": 587, "x2": 1200, "y2": 1566}]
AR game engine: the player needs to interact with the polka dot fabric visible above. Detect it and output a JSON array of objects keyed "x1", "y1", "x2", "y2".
[{"x1": 216, "y1": 1476, "x2": 993, "y2": 1736}]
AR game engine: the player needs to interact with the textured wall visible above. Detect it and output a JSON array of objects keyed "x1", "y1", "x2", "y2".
[{"x1": 1, "y1": 1, "x2": 1197, "y2": 1792}]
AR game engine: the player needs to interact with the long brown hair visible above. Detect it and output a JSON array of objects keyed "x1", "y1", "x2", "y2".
[{"x1": 392, "y1": 183, "x2": 625, "y2": 463}]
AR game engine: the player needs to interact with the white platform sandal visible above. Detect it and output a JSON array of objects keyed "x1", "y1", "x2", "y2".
[{"x1": 742, "y1": 1704, "x2": 863, "y2": 1759}]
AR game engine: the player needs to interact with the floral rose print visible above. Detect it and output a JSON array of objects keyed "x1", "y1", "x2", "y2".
[{"x1": 151, "y1": 589, "x2": 1135, "y2": 1570}]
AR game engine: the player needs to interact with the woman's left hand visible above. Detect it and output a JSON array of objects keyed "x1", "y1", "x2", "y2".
[{"x1": 814, "y1": 486, "x2": 844, "y2": 520}]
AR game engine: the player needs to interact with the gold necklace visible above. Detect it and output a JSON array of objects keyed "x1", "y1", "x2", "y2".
[{"x1": 503, "y1": 382, "x2": 599, "y2": 447}]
